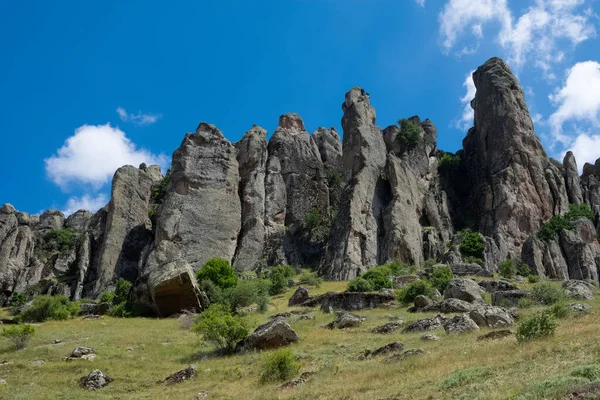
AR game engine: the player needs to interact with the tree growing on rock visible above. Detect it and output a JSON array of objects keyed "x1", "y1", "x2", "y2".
[{"x1": 196, "y1": 258, "x2": 238, "y2": 290}]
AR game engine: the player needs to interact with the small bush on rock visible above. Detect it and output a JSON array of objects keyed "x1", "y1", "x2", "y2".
[
  {"x1": 382, "y1": 260, "x2": 416, "y2": 275},
  {"x1": 361, "y1": 268, "x2": 393, "y2": 291},
  {"x1": 397, "y1": 118, "x2": 422, "y2": 151},
  {"x1": 348, "y1": 277, "x2": 374, "y2": 292},
  {"x1": 260, "y1": 348, "x2": 300, "y2": 383},
  {"x1": 438, "y1": 153, "x2": 462, "y2": 175},
  {"x1": 516, "y1": 312, "x2": 557, "y2": 343},
  {"x1": 298, "y1": 271, "x2": 322, "y2": 288},
  {"x1": 196, "y1": 258, "x2": 238, "y2": 290},
  {"x1": 20, "y1": 295, "x2": 80, "y2": 322},
  {"x1": 547, "y1": 302, "x2": 571, "y2": 319},
  {"x1": 429, "y1": 266, "x2": 453, "y2": 291},
  {"x1": 2, "y1": 324, "x2": 35, "y2": 350},
  {"x1": 99, "y1": 292, "x2": 114, "y2": 304},
  {"x1": 396, "y1": 280, "x2": 435, "y2": 304},
  {"x1": 499, "y1": 259, "x2": 517, "y2": 279},
  {"x1": 193, "y1": 304, "x2": 248, "y2": 353},
  {"x1": 458, "y1": 230, "x2": 485, "y2": 259},
  {"x1": 532, "y1": 283, "x2": 564, "y2": 305},
  {"x1": 9, "y1": 291, "x2": 26, "y2": 306}
]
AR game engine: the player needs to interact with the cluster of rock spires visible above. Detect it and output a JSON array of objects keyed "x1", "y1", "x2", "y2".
[{"x1": 1, "y1": 57, "x2": 600, "y2": 315}]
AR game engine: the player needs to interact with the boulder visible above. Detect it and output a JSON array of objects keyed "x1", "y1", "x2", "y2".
[
  {"x1": 326, "y1": 312, "x2": 364, "y2": 329},
  {"x1": 469, "y1": 305, "x2": 514, "y2": 328},
  {"x1": 232, "y1": 126, "x2": 268, "y2": 270},
  {"x1": 478, "y1": 279, "x2": 518, "y2": 292},
  {"x1": 491, "y1": 290, "x2": 531, "y2": 307},
  {"x1": 476, "y1": 330, "x2": 514, "y2": 341},
  {"x1": 319, "y1": 291, "x2": 395, "y2": 312},
  {"x1": 163, "y1": 364, "x2": 197, "y2": 386},
  {"x1": 566, "y1": 303, "x2": 592, "y2": 314},
  {"x1": 413, "y1": 295, "x2": 436, "y2": 310},
  {"x1": 443, "y1": 314, "x2": 480, "y2": 335},
  {"x1": 360, "y1": 342, "x2": 404, "y2": 359},
  {"x1": 451, "y1": 263, "x2": 493, "y2": 277},
  {"x1": 420, "y1": 334, "x2": 439, "y2": 341},
  {"x1": 443, "y1": 279, "x2": 484, "y2": 303},
  {"x1": 371, "y1": 322, "x2": 403, "y2": 334},
  {"x1": 66, "y1": 347, "x2": 95, "y2": 361},
  {"x1": 238, "y1": 317, "x2": 299, "y2": 351},
  {"x1": 563, "y1": 280, "x2": 595, "y2": 300},
  {"x1": 402, "y1": 315, "x2": 447, "y2": 333},
  {"x1": 288, "y1": 286, "x2": 310, "y2": 307},
  {"x1": 80, "y1": 370, "x2": 113, "y2": 390},
  {"x1": 423, "y1": 298, "x2": 475, "y2": 313},
  {"x1": 386, "y1": 348, "x2": 426, "y2": 362}
]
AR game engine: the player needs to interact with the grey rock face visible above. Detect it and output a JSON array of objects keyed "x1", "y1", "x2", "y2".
[
  {"x1": 288, "y1": 286, "x2": 310, "y2": 307},
  {"x1": 422, "y1": 298, "x2": 475, "y2": 313},
  {"x1": 312, "y1": 127, "x2": 342, "y2": 175},
  {"x1": 478, "y1": 280, "x2": 519, "y2": 293},
  {"x1": 267, "y1": 113, "x2": 330, "y2": 266},
  {"x1": 37, "y1": 210, "x2": 65, "y2": 231},
  {"x1": 563, "y1": 152, "x2": 583, "y2": 205},
  {"x1": 451, "y1": 263, "x2": 493, "y2": 277},
  {"x1": 402, "y1": 314, "x2": 447, "y2": 333},
  {"x1": 463, "y1": 57, "x2": 567, "y2": 262},
  {"x1": 263, "y1": 156, "x2": 288, "y2": 265},
  {"x1": 326, "y1": 312, "x2": 364, "y2": 329},
  {"x1": 65, "y1": 210, "x2": 93, "y2": 231},
  {"x1": 319, "y1": 291, "x2": 395, "y2": 312},
  {"x1": 92, "y1": 165, "x2": 156, "y2": 295},
  {"x1": 443, "y1": 314, "x2": 479, "y2": 335},
  {"x1": 232, "y1": 125, "x2": 268, "y2": 270},
  {"x1": 238, "y1": 316, "x2": 299, "y2": 350},
  {"x1": 80, "y1": 369, "x2": 113, "y2": 390},
  {"x1": 320, "y1": 87, "x2": 387, "y2": 280},
  {"x1": 151, "y1": 123, "x2": 241, "y2": 271},
  {"x1": 469, "y1": 305, "x2": 514, "y2": 328},
  {"x1": 443, "y1": 279, "x2": 484, "y2": 303},
  {"x1": 562, "y1": 280, "x2": 595, "y2": 300},
  {"x1": 559, "y1": 219, "x2": 600, "y2": 282}
]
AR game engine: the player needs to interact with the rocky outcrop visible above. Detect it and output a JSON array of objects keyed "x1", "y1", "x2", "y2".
[
  {"x1": 462, "y1": 57, "x2": 567, "y2": 266},
  {"x1": 443, "y1": 314, "x2": 479, "y2": 335},
  {"x1": 320, "y1": 87, "x2": 387, "y2": 280},
  {"x1": 238, "y1": 316, "x2": 299, "y2": 351},
  {"x1": 443, "y1": 279, "x2": 484, "y2": 303},
  {"x1": 469, "y1": 305, "x2": 514, "y2": 328},
  {"x1": 319, "y1": 291, "x2": 395, "y2": 312},
  {"x1": 564, "y1": 152, "x2": 583, "y2": 205},
  {"x1": 232, "y1": 125, "x2": 268, "y2": 270},
  {"x1": 491, "y1": 290, "x2": 530, "y2": 307},
  {"x1": 326, "y1": 312, "x2": 364, "y2": 329}
]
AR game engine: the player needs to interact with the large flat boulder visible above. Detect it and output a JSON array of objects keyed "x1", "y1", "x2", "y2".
[{"x1": 238, "y1": 317, "x2": 299, "y2": 351}]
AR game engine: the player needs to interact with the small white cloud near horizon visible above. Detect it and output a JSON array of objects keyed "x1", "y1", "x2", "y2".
[
  {"x1": 62, "y1": 193, "x2": 108, "y2": 216},
  {"x1": 45, "y1": 123, "x2": 168, "y2": 190},
  {"x1": 549, "y1": 61, "x2": 600, "y2": 142},
  {"x1": 455, "y1": 70, "x2": 476, "y2": 131},
  {"x1": 116, "y1": 106, "x2": 161, "y2": 126}
]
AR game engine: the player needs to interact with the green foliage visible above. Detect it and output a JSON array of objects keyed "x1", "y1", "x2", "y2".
[
  {"x1": 2, "y1": 324, "x2": 35, "y2": 350},
  {"x1": 193, "y1": 304, "x2": 248, "y2": 353},
  {"x1": 361, "y1": 267, "x2": 393, "y2": 291},
  {"x1": 397, "y1": 118, "x2": 422, "y2": 151},
  {"x1": 199, "y1": 279, "x2": 226, "y2": 305},
  {"x1": 517, "y1": 297, "x2": 536, "y2": 309},
  {"x1": 20, "y1": 295, "x2": 80, "y2": 322},
  {"x1": 327, "y1": 171, "x2": 342, "y2": 189},
  {"x1": 227, "y1": 279, "x2": 271, "y2": 313},
  {"x1": 499, "y1": 259, "x2": 517, "y2": 279},
  {"x1": 298, "y1": 271, "x2": 322, "y2": 288},
  {"x1": 438, "y1": 153, "x2": 462, "y2": 174},
  {"x1": 396, "y1": 280, "x2": 435, "y2": 304},
  {"x1": 152, "y1": 175, "x2": 170, "y2": 203},
  {"x1": 347, "y1": 277, "x2": 374, "y2": 292},
  {"x1": 303, "y1": 208, "x2": 324, "y2": 232},
  {"x1": 441, "y1": 367, "x2": 493, "y2": 389},
  {"x1": 99, "y1": 292, "x2": 115, "y2": 304},
  {"x1": 517, "y1": 262, "x2": 531, "y2": 277},
  {"x1": 381, "y1": 260, "x2": 416, "y2": 275},
  {"x1": 43, "y1": 228, "x2": 81, "y2": 252},
  {"x1": 531, "y1": 282, "x2": 564, "y2": 305},
  {"x1": 465, "y1": 256, "x2": 484, "y2": 267},
  {"x1": 9, "y1": 291, "x2": 26, "y2": 306},
  {"x1": 107, "y1": 302, "x2": 132, "y2": 318},
  {"x1": 547, "y1": 302, "x2": 571, "y2": 319},
  {"x1": 429, "y1": 266, "x2": 453, "y2": 291},
  {"x1": 528, "y1": 274, "x2": 540, "y2": 283},
  {"x1": 259, "y1": 349, "x2": 300, "y2": 383},
  {"x1": 516, "y1": 312, "x2": 557, "y2": 343},
  {"x1": 458, "y1": 230, "x2": 485, "y2": 259},
  {"x1": 269, "y1": 271, "x2": 287, "y2": 295},
  {"x1": 196, "y1": 258, "x2": 238, "y2": 290},
  {"x1": 538, "y1": 204, "x2": 596, "y2": 241},
  {"x1": 113, "y1": 278, "x2": 132, "y2": 305}
]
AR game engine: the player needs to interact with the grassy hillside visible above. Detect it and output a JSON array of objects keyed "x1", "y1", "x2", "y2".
[{"x1": 0, "y1": 279, "x2": 598, "y2": 399}]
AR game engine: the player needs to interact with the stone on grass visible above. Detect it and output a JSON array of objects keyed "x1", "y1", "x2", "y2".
[
  {"x1": 360, "y1": 342, "x2": 404, "y2": 359},
  {"x1": 402, "y1": 315, "x2": 447, "y2": 333},
  {"x1": 469, "y1": 305, "x2": 514, "y2": 328},
  {"x1": 566, "y1": 303, "x2": 592, "y2": 314},
  {"x1": 277, "y1": 371, "x2": 316, "y2": 389},
  {"x1": 491, "y1": 290, "x2": 531, "y2": 307},
  {"x1": 386, "y1": 348, "x2": 425, "y2": 362},
  {"x1": 326, "y1": 312, "x2": 364, "y2": 329},
  {"x1": 476, "y1": 330, "x2": 514, "y2": 341},
  {"x1": 372, "y1": 322, "x2": 403, "y2": 334},
  {"x1": 80, "y1": 370, "x2": 113, "y2": 390},
  {"x1": 65, "y1": 347, "x2": 95, "y2": 361},
  {"x1": 478, "y1": 280, "x2": 518, "y2": 293},
  {"x1": 163, "y1": 364, "x2": 197, "y2": 386},
  {"x1": 420, "y1": 334, "x2": 439, "y2": 341},
  {"x1": 563, "y1": 280, "x2": 595, "y2": 300},
  {"x1": 238, "y1": 317, "x2": 299, "y2": 351},
  {"x1": 443, "y1": 314, "x2": 479, "y2": 335},
  {"x1": 288, "y1": 286, "x2": 310, "y2": 306}
]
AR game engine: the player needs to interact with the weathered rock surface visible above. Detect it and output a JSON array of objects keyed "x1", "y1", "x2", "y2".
[
  {"x1": 402, "y1": 315, "x2": 447, "y2": 333},
  {"x1": 360, "y1": 342, "x2": 404, "y2": 359},
  {"x1": 450, "y1": 263, "x2": 492, "y2": 277},
  {"x1": 563, "y1": 280, "x2": 595, "y2": 300},
  {"x1": 564, "y1": 152, "x2": 583, "y2": 205},
  {"x1": 319, "y1": 291, "x2": 395, "y2": 312},
  {"x1": 81, "y1": 370, "x2": 113, "y2": 390},
  {"x1": 443, "y1": 314, "x2": 479, "y2": 335},
  {"x1": 469, "y1": 305, "x2": 514, "y2": 328},
  {"x1": 443, "y1": 279, "x2": 484, "y2": 303},
  {"x1": 477, "y1": 330, "x2": 513, "y2": 341},
  {"x1": 163, "y1": 364, "x2": 197, "y2": 386},
  {"x1": 491, "y1": 290, "x2": 531, "y2": 307},
  {"x1": 288, "y1": 286, "x2": 310, "y2": 307},
  {"x1": 371, "y1": 322, "x2": 403, "y2": 334},
  {"x1": 478, "y1": 280, "x2": 519, "y2": 293},
  {"x1": 422, "y1": 298, "x2": 475, "y2": 313},
  {"x1": 326, "y1": 312, "x2": 364, "y2": 329},
  {"x1": 238, "y1": 317, "x2": 299, "y2": 350},
  {"x1": 79, "y1": 302, "x2": 111, "y2": 316}
]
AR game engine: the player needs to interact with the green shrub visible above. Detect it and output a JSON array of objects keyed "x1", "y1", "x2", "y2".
[
  {"x1": 516, "y1": 312, "x2": 557, "y2": 343},
  {"x1": 271, "y1": 265, "x2": 296, "y2": 279},
  {"x1": 303, "y1": 208, "x2": 324, "y2": 232},
  {"x1": 396, "y1": 280, "x2": 435, "y2": 304},
  {"x1": 298, "y1": 271, "x2": 322, "y2": 288},
  {"x1": 20, "y1": 295, "x2": 80, "y2": 322},
  {"x1": 517, "y1": 262, "x2": 531, "y2": 277},
  {"x1": 193, "y1": 304, "x2": 248, "y2": 353},
  {"x1": 99, "y1": 292, "x2": 115, "y2": 304},
  {"x1": 361, "y1": 268, "x2": 393, "y2": 291},
  {"x1": 43, "y1": 228, "x2": 81, "y2": 251},
  {"x1": 537, "y1": 204, "x2": 596, "y2": 242},
  {"x1": 269, "y1": 271, "x2": 287, "y2": 295},
  {"x1": 441, "y1": 366, "x2": 493, "y2": 389},
  {"x1": 518, "y1": 297, "x2": 536, "y2": 309},
  {"x1": 199, "y1": 279, "x2": 225, "y2": 305},
  {"x1": 196, "y1": 258, "x2": 238, "y2": 289},
  {"x1": 107, "y1": 302, "x2": 131, "y2": 318},
  {"x1": 429, "y1": 266, "x2": 453, "y2": 291},
  {"x1": 259, "y1": 349, "x2": 300, "y2": 383},
  {"x1": 397, "y1": 118, "x2": 422, "y2": 151},
  {"x1": 382, "y1": 260, "x2": 415, "y2": 275},
  {"x1": 152, "y1": 175, "x2": 170, "y2": 203},
  {"x1": 327, "y1": 171, "x2": 342, "y2": 189},
  {"x1": 347, "y1": 277, "x2": 374, "y2": 292},
  {"x1": 465, "y1": 256, "x2": 485, "y2": 267},
  {"x1": 528, "y1": 274, "x2": 540, "y2": 283},
  {"x1": 2, "y1": 324, "x2": 35, "y2": 350},
  {"x1": 458, "y1": 230, "x2": 485, "y2": 259},
  {"x1": 9, "y1": 291, "x2": 26, "y2": 306},
  {"x1": 564, "y1": 203, "x2": 596, "y2": 221},
  {"x1": 228, "y1": 279, "x2": 271, "y2": 313},
  {"x1": 113, "y1": 278, "x2": 132, "y2": 305},
  {"x1": 569, "y1": 363, "x2": 600, "y2": 381},
  {"x1": 531, "y1": 282, "x2": 564, "y2": 305},
  {"x1": 438, "y1": 153, "x2": 462, "y2": 174},
  {"x1": 499, "y1": 259, "x2": 517, "y2": 279},
  {"x1": 547, "y1": 302, "x2": 571, "y2": 319}
]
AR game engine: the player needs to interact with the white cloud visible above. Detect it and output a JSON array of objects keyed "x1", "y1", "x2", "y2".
[
  {"x1": 439, "y1": 0, "x2": 596, "y2": 74},
  {"x1": 455, "y1": 70, "x2": 476, "y2": 131},
  {"x1": 415, "y1": 0, "x2": 425, "y2": 6},
  {"x1": 62, "y1": 193, "x2": 108, "y2": 216},
  {"x1": 549, "y1": 61, "x2": 600, "y2": 144},
  {"x1": 45, "y1": 124, "x2": 168, "y2": 190},
  {"x1": 563, "y1": 131, "x2": 600, "y2": 171},
  {"x1": 116, "y1": 107, "x2": 161, "y2": 126}
]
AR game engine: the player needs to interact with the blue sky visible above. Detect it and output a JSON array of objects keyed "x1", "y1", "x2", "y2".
[{"x1": 1, "y1": 0, "x2": 599, "y2": 215}]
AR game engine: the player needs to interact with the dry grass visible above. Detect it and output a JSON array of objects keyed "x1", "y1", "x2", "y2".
[{"x1": 0, "y1": 278, "x2": 597, "y2": 399}]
